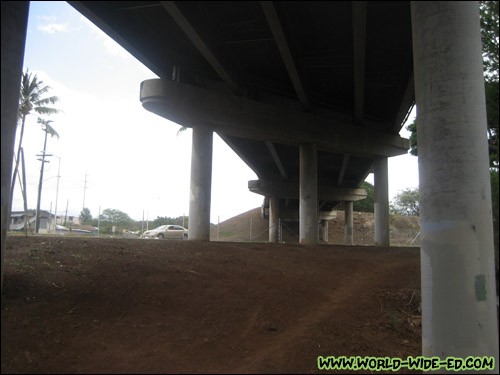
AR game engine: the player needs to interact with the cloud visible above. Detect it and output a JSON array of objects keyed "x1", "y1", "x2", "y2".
[
  {"x1": 37, "y1": 15, "x2": 68, "y2": 34},
  {"x1": 38, "y1": 23, "x2": 69, "y2": 34}
]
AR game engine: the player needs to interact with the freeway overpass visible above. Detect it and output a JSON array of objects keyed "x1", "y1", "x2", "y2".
[{"x1": 70, "y1": 1, "x2": 411, "y2": 245}]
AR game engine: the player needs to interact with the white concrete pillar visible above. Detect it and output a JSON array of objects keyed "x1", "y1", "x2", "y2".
[
  {"x1": 374, "y1": 157, "x2": 389, "y2": 246},
  {"x1": 345, "y1": 201, "x2": 354, "y2": 244},
  {"x1": 188, "y1": 126, "x2": 213, "y2": 241},
  {"x1": 269, "y1": 196, "x2": 279, "y2": 243},
  {"x1": 299, "y1": 143, "x2": 318, "y2": 244},
  {"x1": 1, "y1": 1, "x2": 29, "y2": 290},
  {"x1": 412, "y1": 1, "x2": 498, "y2": 368},
  {"x1": 321, "y1": 220, "x2": 328, "y2": 243}
]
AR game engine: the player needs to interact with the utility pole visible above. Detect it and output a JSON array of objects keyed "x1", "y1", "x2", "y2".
[
  {"x1": 18, "y1": 148, "x2": 29, "y2": 236},
  {"x1": 35, "y1": 129, "x2": 52, "y2": 233},
  {"x1": 82, "y1": 171, "x2": 88, "y2": 209},
  {"x1": 54, "y1": 156, "x2": 61, "y2": 230},
  {"x1": 64, "y1": 199, "x2": 69, "y2": 226}
]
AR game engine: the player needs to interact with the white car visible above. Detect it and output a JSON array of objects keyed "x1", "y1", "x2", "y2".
[{"x1": 142, "y1": 225, "x2": 188, "y2": 240}]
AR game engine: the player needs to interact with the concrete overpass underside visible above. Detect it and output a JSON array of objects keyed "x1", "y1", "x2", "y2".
[
  {"x1": 1, "y1": 1, "x2": 497, "y2": 367},
  {"x1": 69, "y1": 0, "x2": 411, "y2": 244}
]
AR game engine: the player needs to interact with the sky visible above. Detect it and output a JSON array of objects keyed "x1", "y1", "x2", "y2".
[{"x1": 12, "y1": 1, "x2": 419, "y2": 224}]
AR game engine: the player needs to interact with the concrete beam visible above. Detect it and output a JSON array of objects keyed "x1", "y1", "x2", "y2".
[
  {"x1": 141, "y1": 79, "x2": 409, "y2": 158},
  {"x1": 260, "y1": 1, "x2": 310, "y2": 111},
  {"x1": 160, "y1": 1, "x2": 240, "y2": 94},
  {"x1": 374, "y1": 157, "x2": 389, "y2": 246},
  {"x1": 188, "y1": 126, "x2": 213, "y2": 240},
  {"x1": 218, "y1": 134, "x2": 263, "y2": 179},
  {"x1": 70, "y1": 1, "x2": 168, "y2": 79},
  {"x1": 299, "y1": 144, "x2": 318, "y2": 244},
  {"x1": 412, "y1": 1, "x2": 498, "y2": 366},
  {"x1": 1, "y1": 1, "x2": 29, "y2": 291},
  {"x1": 352, "y1": 1, "x2": 367, "y2": 125},
  {"x1": 249, "y1": 179, "x2": 367, "y2": 201},
  {"x1": 391, "y1": 72, "x2": 414, "y2": 134},
  {"x1": 337, "y1": 154, "x2": 350, "y2": 186},
  {"x1": 266, "y1": 141, "x2": 288, "y2": 180}
]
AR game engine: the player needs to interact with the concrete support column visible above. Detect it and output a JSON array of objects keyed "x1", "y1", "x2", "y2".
[
  {"x1": 374, "y1": 157, "x2": 389, "y2": 246},
  {"x1": 299, "y1": 143, "x2": 318, "y2": 244},
  {"x1": 345, "y1": 201, "x2": 354, "y2": 244},
  {"x1": 412, "y1": 1, "x2": 498, "y2": 368},
  {"x1": 188, "y1": 126, "x2": 213, "y2": 241},
  {"x1": 269, "y1": 196, "x2": 279, "y2": 243},
  {"x1": 321, "y1": 220, "x2": 328, "y2": 243},
  {"x1": 1, "y1": 2, "x2": 29, "y2": 290}
]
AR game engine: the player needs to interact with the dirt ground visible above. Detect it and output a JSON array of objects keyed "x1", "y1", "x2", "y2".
[{"x1": 1, "y1": 235, "x2": 421, "y2": 374}]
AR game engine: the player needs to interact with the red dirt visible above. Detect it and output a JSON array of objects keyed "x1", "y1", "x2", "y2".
[{"x1": 1, "y1": 235, "x2": 421, "y2": 373}]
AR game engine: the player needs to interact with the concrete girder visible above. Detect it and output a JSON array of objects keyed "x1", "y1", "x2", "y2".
[
  {"x1": 218, "y1": 134, "x2": 263, "y2": 179},
  {"x1": 352, "y1": 1, "x2": 367, "y2": 125},
  {"x1": 265, "y1": 141, "x2": 288, "y2": 180},
  {"x1": 260, "y1": 1, "x2": 310, "y2": 111},
  {"x1": 161, "y1": 1, "x2": 240, "y2": 94},
  {"x1": 391, "y1": 72, "x2": 414, "y2": 134},
  {"x1": 140, "y1": 79, "x2": 409, "y2": 158},
  {"x1": 70, "y1": 2, "x2": 168, "y2": 79},
  {"x1": 337, "y1": 154, "x2": 350, "y2": 186},
  {"x1": 248, "y1": 179, "x2": 367, "y2": 202}
]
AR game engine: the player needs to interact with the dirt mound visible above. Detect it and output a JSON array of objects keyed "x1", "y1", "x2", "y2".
[
  {"x1": 212, "y1": 208, "x2": 420, "y2": 246},
  {"x1": 1, "y1": 236, "x2": 421, "y2": 374}
]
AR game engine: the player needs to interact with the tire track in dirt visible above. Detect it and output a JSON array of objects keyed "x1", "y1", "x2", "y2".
[{"x1": 231, "y1": 259, "x2": 413, "y2": 373}]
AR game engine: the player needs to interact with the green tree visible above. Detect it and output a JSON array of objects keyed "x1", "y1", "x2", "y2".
[
  {"x1": 353, "y1": 181, "x2": 374, "y2": 212},
  {"x1": 10, "y1": 70, "x2": 60, "y2": 215},
  {"x1": 177, "y1": 126, "x2": 188, "y2": 136},
  {"x1": 79, "y1": 207, "x2": 92, "y2": 224},
  {"x1": 407, "y1": 119, "x2": 418, "y2": 157},
  {"x1": 150, "y1": 215, "x2": 189, "y2": 229},
  {"x1": 99, "y1": 208, "x2": 133, "y2": 227},
  {"x1": 480, "y1": 1, "x2": 499, "y2": 79},
  {"x1": 390, "y1": 188, "x2": 420, "y2": 216},
  {"x1": 480, "y1": 1, "x2": 499, "y2": 169}
]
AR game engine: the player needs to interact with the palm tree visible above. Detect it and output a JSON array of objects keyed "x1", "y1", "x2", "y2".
[
  {"x1": 10, "y1": 69, "x2": 60, "y2": 216},
  {"x1": 177, "y1": 126, "x2": 188, "y2": 136}
]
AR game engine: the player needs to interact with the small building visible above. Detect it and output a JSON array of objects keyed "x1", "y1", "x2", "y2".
[
  {"x1": 9, "y1": 210, "x2": 52, "y2": 233},
  {"x1": 9, "y1": 210, "x2": 81, "y2": 234}
]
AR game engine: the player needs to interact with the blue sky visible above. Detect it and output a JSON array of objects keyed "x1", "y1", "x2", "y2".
[{"x1": 13, "y1": 1, "x2": 418, "y2": 224}]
